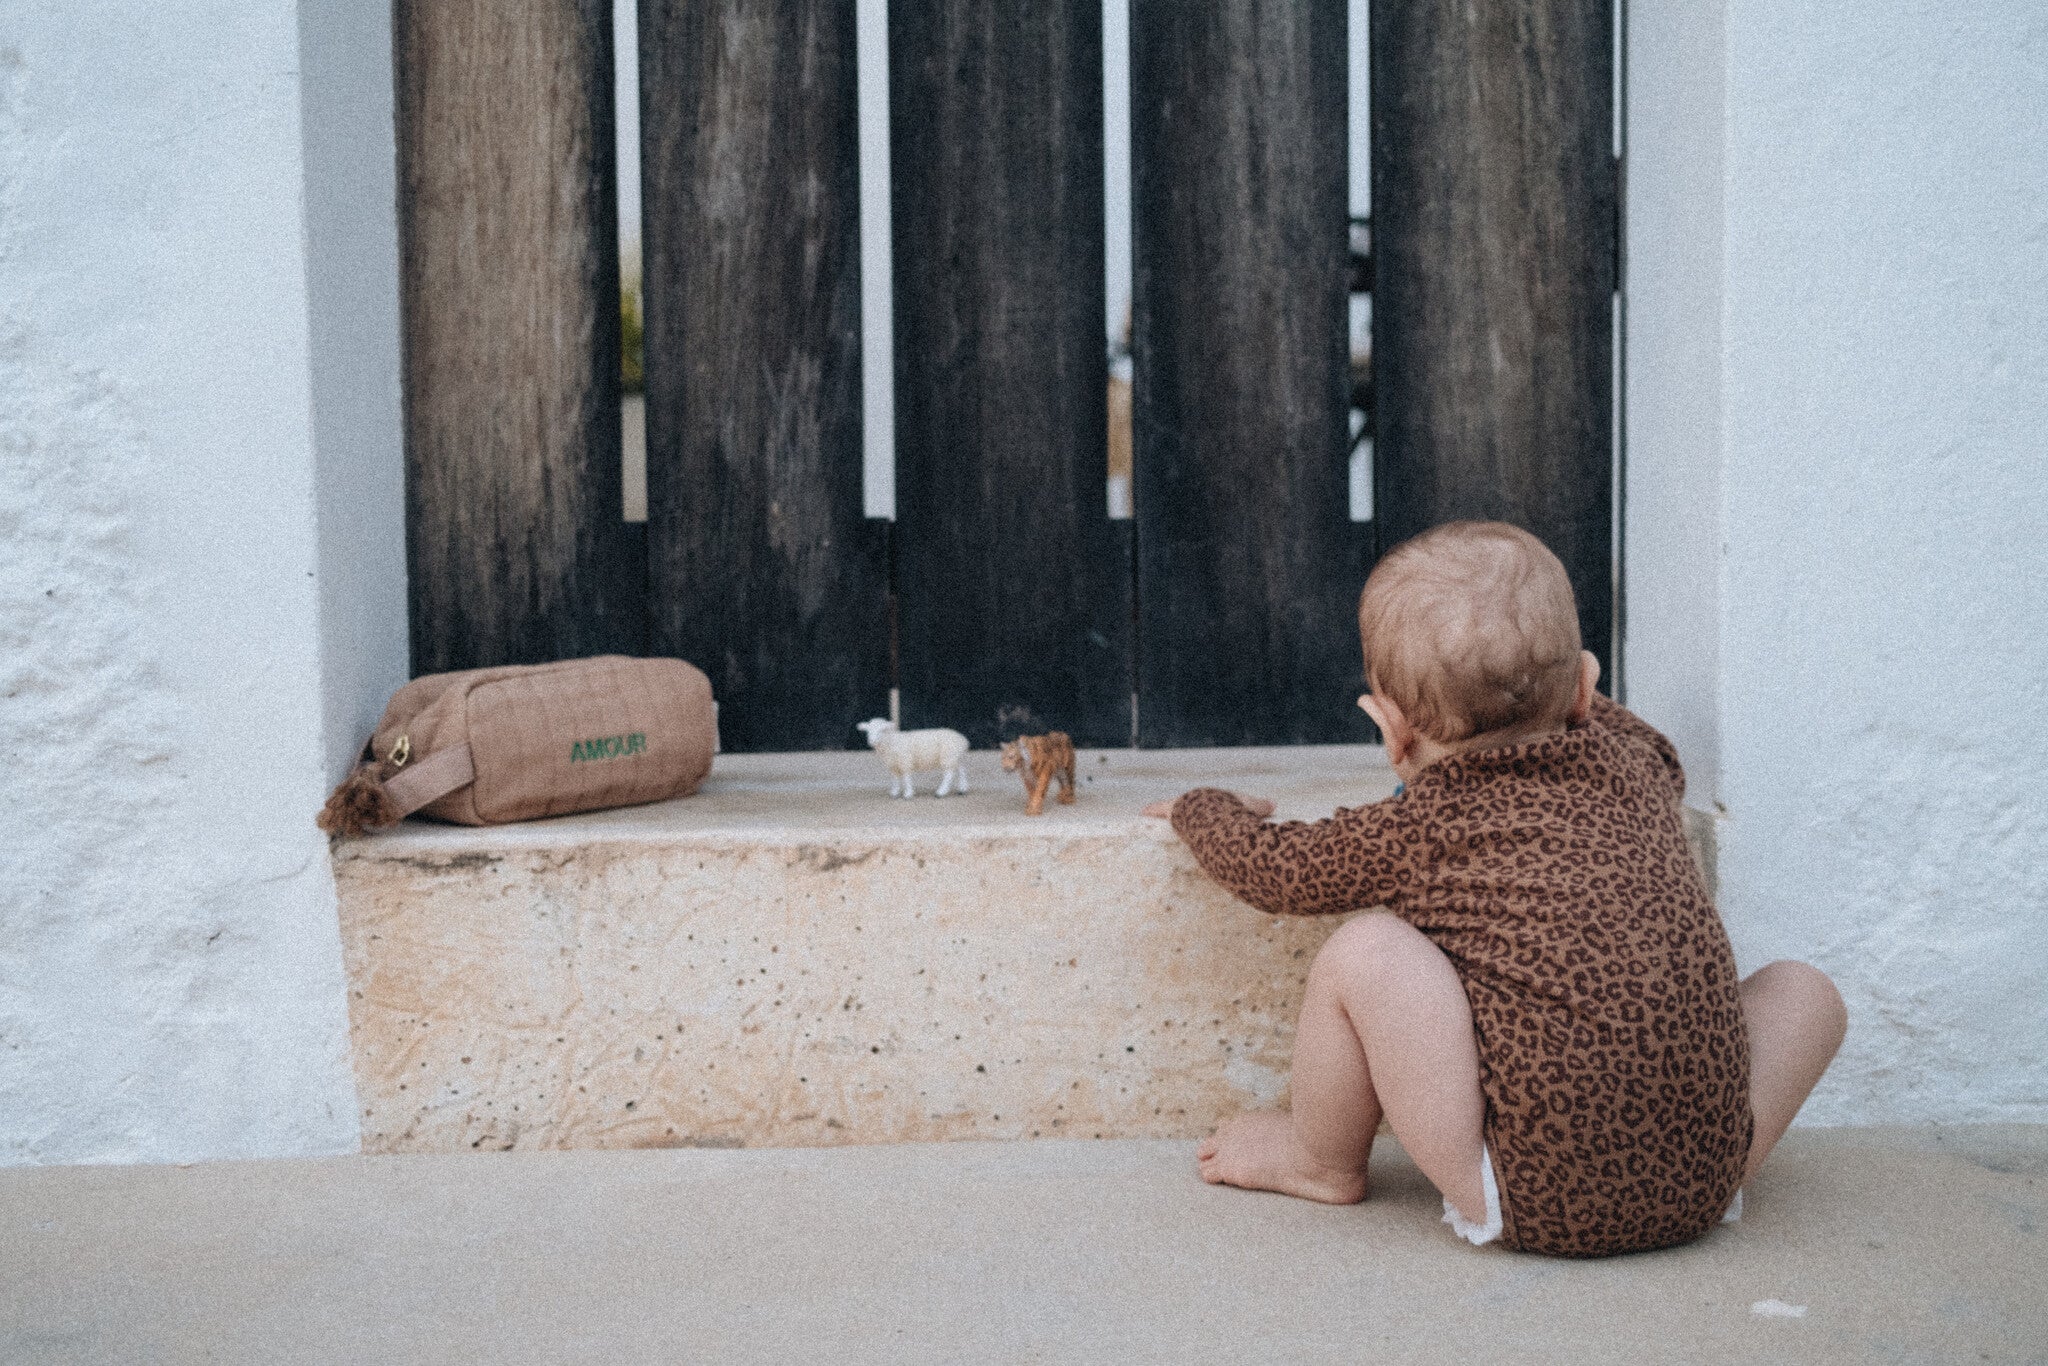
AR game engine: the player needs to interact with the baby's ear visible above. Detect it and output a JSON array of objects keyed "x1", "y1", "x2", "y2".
[
  {"x1": 1359, "y1": 691, "x2": 1415, "y2": 766},
  {"x1": 1570, "y1": 650, "x2": 1601, "y2": 722}
]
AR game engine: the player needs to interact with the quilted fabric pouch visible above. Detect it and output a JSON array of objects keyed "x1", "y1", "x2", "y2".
[{"x1": 318, "y1": 655, "x2": 716, "y2": 835}]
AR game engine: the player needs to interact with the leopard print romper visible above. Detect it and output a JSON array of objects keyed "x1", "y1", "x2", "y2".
[{"x1": 1172, "y1": 695, "x2": 1751, "y2": 1257}]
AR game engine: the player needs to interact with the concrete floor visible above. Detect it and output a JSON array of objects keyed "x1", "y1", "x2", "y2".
[{"x1": 3, "y1": 1126, "x2": 2043, "y2": 1364}]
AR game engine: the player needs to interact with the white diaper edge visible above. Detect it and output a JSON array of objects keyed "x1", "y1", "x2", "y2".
[
  {"x1": 1443, "y1": 1143, "x2": 1505, "y2": 1246},
  {"x1": 1439, "y1": 1152, "x2": 1739, "y2": 1245}
]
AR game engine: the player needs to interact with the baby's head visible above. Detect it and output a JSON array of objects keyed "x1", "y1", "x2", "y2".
[{"x1": 1358, "y1": 521, "x2": 1584, "y2": 746}]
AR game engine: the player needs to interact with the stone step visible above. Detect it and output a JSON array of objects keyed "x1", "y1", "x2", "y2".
[{"x1": 332, "y1": 745, "x2": 1713, "y2": 1155}]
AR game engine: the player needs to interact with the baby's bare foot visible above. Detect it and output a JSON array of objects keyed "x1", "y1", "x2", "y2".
[{"x1": 1196, "y1": 1112, "x2": 1367, "y2": 1204}]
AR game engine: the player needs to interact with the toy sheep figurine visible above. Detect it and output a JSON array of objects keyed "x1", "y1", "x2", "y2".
[{"x1": 856, "y1": 718, "x2": 970, "y2": 798}]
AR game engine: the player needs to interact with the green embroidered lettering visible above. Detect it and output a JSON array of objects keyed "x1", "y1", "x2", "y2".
[{"x1": 570, "y1": 732, "x2": 648, "y2": 763}]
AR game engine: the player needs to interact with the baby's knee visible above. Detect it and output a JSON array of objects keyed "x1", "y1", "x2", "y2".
[
  {"x1": 1310, "y1": 912, "x2": 1437, "y2": 986},
  {"x1": 1319, "y1": 909, "x2": 1407, "y2": 955},
  {"x1": 1752, "y1": 960, "x2": 1848, "y2": 1037}
]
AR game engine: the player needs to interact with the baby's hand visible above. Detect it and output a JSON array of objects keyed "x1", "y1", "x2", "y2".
[{"x1": 1142, "y1": 794, "x2": 1276, "y2": 819}]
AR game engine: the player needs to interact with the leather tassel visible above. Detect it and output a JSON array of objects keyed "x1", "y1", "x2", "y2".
[{"x1": 317, "y1": 763, "x2": 402, "y2": 838}]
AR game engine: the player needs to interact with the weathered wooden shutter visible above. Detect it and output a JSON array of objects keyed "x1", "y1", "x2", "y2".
[
  {"x1": 1371, "y1": 0, "x2": 1618, "y2": 679},
  {"x1": 639, "y1": 0, "x2": 889, "y2": 752},
  {"x1": 396, "y1": 0, "x2": 642, "y2": 674},
  {"x1": 1131, "y1": 1, "x2": 1367, "y2": 746},
  {"x1": 888, "y1": 1, "x2": 1131, "y2": 749}
]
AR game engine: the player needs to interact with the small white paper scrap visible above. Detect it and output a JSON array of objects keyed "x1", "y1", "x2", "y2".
[{"x1": 1751, "y1": 1299, "x2": 1808, "y2": 1319}]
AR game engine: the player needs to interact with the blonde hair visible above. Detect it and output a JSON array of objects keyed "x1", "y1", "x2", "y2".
[{"x1": 1358, "y1": 521, "x2": 1583, "y2": 744}]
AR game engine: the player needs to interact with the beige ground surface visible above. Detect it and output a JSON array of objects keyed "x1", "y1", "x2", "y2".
[{"x1": 3, "y1": 1125, "x2": 2042, "y2": 1365}]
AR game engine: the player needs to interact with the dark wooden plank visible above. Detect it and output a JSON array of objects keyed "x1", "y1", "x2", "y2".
[
  {"x1": 1131, "y1": 0, "x2": 1367, "y2": 747},
  {"x1": 395, "y1": 0, "x2": 641, "y2": 675},
  {"x1": 889, "y1": 0, "x2": 1128, "y2": 749},
  {"x1": 640, "y1": 0, "x2": 889, "y2": 752},
  {"x1": 1370, "y1": 0, "x2": 1617, "y2": 681}
]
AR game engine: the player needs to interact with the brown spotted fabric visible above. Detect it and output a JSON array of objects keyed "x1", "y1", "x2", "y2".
[{"x1": 1172, "y1": 694, "x2": 1751, "y2": 1257}]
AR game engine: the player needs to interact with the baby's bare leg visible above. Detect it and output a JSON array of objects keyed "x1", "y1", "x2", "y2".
[
  {"x1": 1197, "y1": 913, "x2": 1489, "y2": 1222},
  {"x1": 1741, "y1": 960, "x2": 1848, "y2": 1185}
]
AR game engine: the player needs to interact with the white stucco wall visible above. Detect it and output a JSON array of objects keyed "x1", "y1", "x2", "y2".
[
  {"x1": 1630, "y1": 0, "x2": 2048, "y2": 1124},
  {"x1": 0, "y1": 3, "x2": 363, "y2": 1162}
]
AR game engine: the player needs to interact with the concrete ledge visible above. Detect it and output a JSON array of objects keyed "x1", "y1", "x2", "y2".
[
  {"x1": 333, "y1": 745, "x2": 1719, "y2": 1155},
  {"x1": 332, "y1": 747, "x2": 1402, "y2": 1153}
]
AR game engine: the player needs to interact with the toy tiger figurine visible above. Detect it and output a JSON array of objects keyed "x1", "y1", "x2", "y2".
[{"x1": 999, "y1": 731, "x2": 1077, "y2": 816}]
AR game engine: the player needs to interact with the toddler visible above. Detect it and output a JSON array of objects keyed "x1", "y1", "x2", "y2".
[{"x1": 1150, "y1": 521, "x2": 1845, "y2": 1256}]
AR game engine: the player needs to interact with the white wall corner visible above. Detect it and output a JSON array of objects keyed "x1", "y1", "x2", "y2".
[
  {"x1": 1621, "y1": 0, "x2": 1727, "y2": 814},
  {"x1": 299, "y1": 0, "x2": 411, "y2": 783}
]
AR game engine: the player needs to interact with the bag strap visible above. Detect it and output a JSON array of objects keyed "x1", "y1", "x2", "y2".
[{"x1": 381, "y1": 743, "x2": 475, "y2": 817}]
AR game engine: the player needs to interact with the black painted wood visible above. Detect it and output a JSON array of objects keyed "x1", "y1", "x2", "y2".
[
  {"x1": 395, "y1": 0, "x2": 641, "y2": 674},
  {"x1": 1371, "y1": 0, "x2": 1617, "y2": 680},
  {"x1": 889, "y1": 0, "x2": 1129, "y2": 749},
  {"x1": 1131, "y1": 1, "x2": 1367, "y2": 747},
  {"x1": 640, "y1": 0, "x2": 889, "y2": 752}
]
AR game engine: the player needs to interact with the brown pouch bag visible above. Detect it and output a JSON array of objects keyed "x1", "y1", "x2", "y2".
[{"x1": 318, "y1": 656, "x2": 716, "y2": 836}]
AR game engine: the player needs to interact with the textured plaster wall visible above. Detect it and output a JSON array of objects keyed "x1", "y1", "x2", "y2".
[
  {"x1": 1718, "y1": 0, "x2": 2048, "y2": 1123},
  {"x1": 1632, "y1": 1, "x2": 2048, "y2": 1124},
  {"x1": 0, "y1": 3, "x2": 360, "y2": 1161}
]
